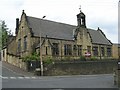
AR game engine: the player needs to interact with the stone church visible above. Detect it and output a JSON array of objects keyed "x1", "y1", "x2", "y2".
[{"x1": 4, "y1": 9, "x2": 116, "y2": 61}]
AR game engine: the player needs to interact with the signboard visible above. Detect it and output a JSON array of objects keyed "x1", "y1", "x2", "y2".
[{"x1": 85, "y1": 52, "x2": 91, "y2": 57}]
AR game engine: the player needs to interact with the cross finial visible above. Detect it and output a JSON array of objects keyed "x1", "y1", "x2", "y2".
[{"x1": 79, "y1": 5, "x2": 82, "y2": 12}]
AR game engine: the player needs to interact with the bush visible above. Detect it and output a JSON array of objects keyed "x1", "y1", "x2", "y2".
[
  {"x1": 65, "y1": 56, "x2": 71, "y2": 60},
  {"x1": 90, "y1": 56, "x2": 97, "y2": 60},
  {"x1": 80, "y1": 56, "x2": 86, "y2": 61},
  {"x1": 44, "y1": 56, "x2": 53, "y2": 65},
  {"x1": 60, "y1": 56, "x2": 71, "y2": 61},
  {"x1": 22, "y1": 52, "x2": 40, "y2": 62}
]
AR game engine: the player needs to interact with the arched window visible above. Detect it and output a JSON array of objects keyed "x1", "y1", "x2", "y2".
[{"x1": 24, "y1": 36, "x2": 27, "y2": 51}]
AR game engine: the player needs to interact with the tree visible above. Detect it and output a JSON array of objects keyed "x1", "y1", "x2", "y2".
[
  {"x1": 0, "y1": 21, "x2": 2, "y2": 50},
  {"x1": 0, "y1": 20, "x2": 12, "y2": 49}
]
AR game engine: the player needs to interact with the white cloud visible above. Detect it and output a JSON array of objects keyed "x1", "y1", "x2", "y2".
[{"x1": 0, "y1": 0, "x2": 118, "y2": 43}]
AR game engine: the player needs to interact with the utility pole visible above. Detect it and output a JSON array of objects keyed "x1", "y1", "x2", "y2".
[
  {"x1": 40, "y1": 16, "x2": 46, "y2": 76},
  {"x1": 40, "y1": 33, "x2": 43, "y2": 76}
]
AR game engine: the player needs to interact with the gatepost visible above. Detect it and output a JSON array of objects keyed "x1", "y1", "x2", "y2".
[{"x1": 118, "y1": 61, "x2": 120, "y2": 88}]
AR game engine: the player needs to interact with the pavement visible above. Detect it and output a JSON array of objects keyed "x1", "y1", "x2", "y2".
[{"x1": 2, "y1": 61, "x2": 35, "y2": 77}]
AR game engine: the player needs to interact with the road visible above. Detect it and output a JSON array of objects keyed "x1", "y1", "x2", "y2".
[
  {"x1": 0, "y1": 61, "x2": 119, "y2": 89},
  {"x1": 2, "y1": 74, "x2": 118, "y2": 88}
]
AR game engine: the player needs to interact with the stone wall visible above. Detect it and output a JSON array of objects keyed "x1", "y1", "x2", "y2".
[
  {"x1": 44, "y1": 60, "x2": 118, "y2": 76},
  {"x1": 112, "y1": 44, "x2": 120, "y2": 59},
  {"x1": 7, "y1": 54, "x2": 27, "y2": 70}
]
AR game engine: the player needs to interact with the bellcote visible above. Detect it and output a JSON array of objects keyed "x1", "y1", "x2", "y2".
[{"x1": 77, "y1": 9, "x2": 86, "y2": 28}]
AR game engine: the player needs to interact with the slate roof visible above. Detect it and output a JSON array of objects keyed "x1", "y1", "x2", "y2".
[
  {"x1": 26, "y1": 16, "x2": 112, "y2": 45},
  {"x1": 88, "y1": 29, "x2": 112, "y2": 45},
  {"x1": 27, "y1": 16, "x2": 76, "y2": 40}
]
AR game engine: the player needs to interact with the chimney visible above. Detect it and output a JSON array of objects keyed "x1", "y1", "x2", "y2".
[{"x1": 15, "y1": 18, "x2": 19, "y2": 34}]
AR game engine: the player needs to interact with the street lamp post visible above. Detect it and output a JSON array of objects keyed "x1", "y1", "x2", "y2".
[{"x1": 40, "y1": 16, "x2": 46, "y2": 76}]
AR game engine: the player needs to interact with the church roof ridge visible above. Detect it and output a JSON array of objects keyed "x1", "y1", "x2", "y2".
[{"x1": 27, "y1": 16, "x2": 77, "y2": 27}]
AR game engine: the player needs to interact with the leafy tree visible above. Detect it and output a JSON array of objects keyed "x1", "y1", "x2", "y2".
[
  {"x1": 0, "y1": 20, "x2": 12, "y2": 49},
  {"x1": 0, "y1": 21, "x2": 2, "y2": 50}
]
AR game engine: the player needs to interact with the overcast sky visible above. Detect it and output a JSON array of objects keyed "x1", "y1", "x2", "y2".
[{"x1": 0, "y1": 0, "x2": 119, "y2": 43}]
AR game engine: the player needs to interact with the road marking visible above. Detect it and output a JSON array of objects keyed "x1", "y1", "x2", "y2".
[
  {"x1": 2, "y1": 77, "x2": 8, "y2": 79},
  {"x1": 1, "y1": 74, "x2": 113, "y2": 80},
  {"x1": 0, "y1": 75, "x2": 39, "y2": 79},
  {"x1": 18, "y1": 77, "x2": 24, "y2": 79},
  {"x1": 24, "y1": 77, "x2": 30, "y2": 79},
  {"x1": 0, "y1": 75, "x2": 2, "y2": 78},
  {"x1": 1, "y1": 76, "x2": 39, "y2": 79},
  {"x1": 10, "y1": 77, "x2": 16, "y2": 79},
  {"x1": 31, "y1": 77, "x2": 36, "y2": 79}
]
